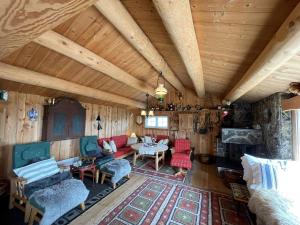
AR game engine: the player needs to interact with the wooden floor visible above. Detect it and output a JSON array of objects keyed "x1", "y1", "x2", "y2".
[
  {"x1": 70, "y1": 162, "x2": 230, "y2": 225},
  {"x1": 190, "y1": 160, "x2": 231, "y2": 195}
]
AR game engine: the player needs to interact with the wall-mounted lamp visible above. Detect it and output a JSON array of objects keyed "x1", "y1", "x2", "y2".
[{"x1": 46, "y1": 98, "x2": 55, "y2": 105}]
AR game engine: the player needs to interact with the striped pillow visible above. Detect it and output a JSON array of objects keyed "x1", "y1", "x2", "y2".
[
  {"x1": 250, "y1": 162, "x2": 280, "y2": 190},
  {"x1": 13, "y1": 157, "x2": 60, "y2": 184}
]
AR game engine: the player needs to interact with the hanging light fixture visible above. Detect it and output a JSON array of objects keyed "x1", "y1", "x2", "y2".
[
  {"x1": 141, "y1": 94, "x2": 154, "y2": 117},
  {"x1": 155, "y1": 72, "x2": 168, "y2": 102}
]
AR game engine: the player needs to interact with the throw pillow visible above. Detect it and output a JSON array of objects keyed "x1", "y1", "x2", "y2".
[
  {"x1": 103, "y1": 140, "x2": 112, "y2": 153},
  {"x1": 13, "y1": 157, "x2": 60, "y2": 184},
  {"x1": 127, "y1": 137, "x2": 138, "y2": 146},
  {"x1": 163, "y1": 139, "x2": 169, "y2": 145},
  {"x1": 158, "y1": 139, "x2": 164, "y2": 144},
  {"x1": 109, "y1": 140, "x2": 117, "y2": 153},
  {"x1": 144, "y1": 136, "x2": 152, "y2": 144}
]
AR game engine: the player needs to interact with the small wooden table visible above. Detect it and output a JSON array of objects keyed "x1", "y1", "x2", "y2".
[
  {"x1": 71, "y1": 164, "x2": 98, "y2": 183},
  {"x1": 131, "y1": 143, "x2": 168, "y2": 171}
]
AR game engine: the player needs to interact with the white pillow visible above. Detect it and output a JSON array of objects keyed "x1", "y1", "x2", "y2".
[
  {"x1": 127, "y1": 137, "x2": 138, "y2": 146},
  {"x1": 109, "y1": 140, "x2": 117, "y2": 153},
  {"x1": 158, "y1": 139, "x2": 164, "y2": 144},
  {"x1": 163, "y1": 139, "x2": 169, "y2": 145},
  {"x1": 103, "y1": 140, "x2": 112, "y2": 152},
  {"x1": 144, "y1": 136, "x2": 152, "y2": 144},
  {"x1": 13, "y1": 157, "x2": 60, "y2": 184},
  {"x1": 158, "y1": 139, "x2": 169, "y2": 145},
  {"x1": 241, "y1": 154, "x2": 273, "y2": 183}
]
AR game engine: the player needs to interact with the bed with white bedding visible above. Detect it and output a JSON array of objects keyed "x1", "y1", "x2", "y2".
[{"x1": 241, "y1": 154, "x2": 300, "y2": 225}]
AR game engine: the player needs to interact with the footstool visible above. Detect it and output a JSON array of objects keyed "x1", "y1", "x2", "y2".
[{"x1": 100, "y1": 159, "x2": 131, "y2": 189}]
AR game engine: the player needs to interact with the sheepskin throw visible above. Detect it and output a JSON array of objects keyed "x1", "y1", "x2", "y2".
[
  {"x1": 248, "y1": 189, "x2": 300, "y2": 225},
  {"x1": 29, "y1": 178, "x2": 89, "y2": 225}
]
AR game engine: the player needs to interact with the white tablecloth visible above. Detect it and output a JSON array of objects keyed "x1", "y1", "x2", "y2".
[{"x1": 132, "y1": 143, "x2": 168, "y2": 155}]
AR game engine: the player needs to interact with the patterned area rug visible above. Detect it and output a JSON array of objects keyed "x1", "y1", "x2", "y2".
[
  {"x1": 98, "y1": 178, "x2": 254, "y2": 225},
  {"x1": 1, "y1": 177, "x2": 128, "y2": 225},
  {"x1": 126, "y1": 156, "x2": 192, "y2": 184}
]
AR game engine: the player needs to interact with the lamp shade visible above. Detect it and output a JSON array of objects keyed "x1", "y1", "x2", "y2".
[
  {"x1": 155, "y1": 84, "x2": 168, "y2": 96},
  {"x1": 141, "y1": 110, "x2": 146, "y2": 116},
  {"x1": 148, "y1": 110, "x2": 154, "y2": 116},
  {"x1": 130, "y1": 132, "x2": 137, "y2": 138}
]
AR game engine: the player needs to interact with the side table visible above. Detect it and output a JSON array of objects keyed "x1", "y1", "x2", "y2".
[{"x1": 71, "y1": 164, "x2": 98, "y2": 183}]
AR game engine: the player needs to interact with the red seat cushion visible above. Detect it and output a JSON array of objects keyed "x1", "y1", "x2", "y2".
[
  {"x1": 111, "y1": 135, "x2": 128, "y2": 148},
  {"x1": 114, "y1": 147, "x2": 133, "y2": 158},
  {"x1": 170, "y1": 158, "x2": 192, "y2": 169},
  {"x1": 172, "y1": 152, "x2": 190, "y2": 161}
]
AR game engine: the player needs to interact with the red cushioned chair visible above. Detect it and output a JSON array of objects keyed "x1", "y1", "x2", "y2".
[{"x1": 171, "y1": 139, "x2": 192, "y2": 176}]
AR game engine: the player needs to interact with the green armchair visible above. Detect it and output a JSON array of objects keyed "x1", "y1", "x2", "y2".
[{"x1": 79, "y1": 136, "x2": 114, "y2": 182}]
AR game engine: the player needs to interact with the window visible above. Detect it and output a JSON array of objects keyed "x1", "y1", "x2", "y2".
[{"x1": 145, "y1": 116, "x2": 168, "y2": 129}]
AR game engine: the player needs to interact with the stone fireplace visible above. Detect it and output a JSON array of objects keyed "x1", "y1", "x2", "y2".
[{"x1": 217, "y1": 128, "x2": 266, "y2": 171}]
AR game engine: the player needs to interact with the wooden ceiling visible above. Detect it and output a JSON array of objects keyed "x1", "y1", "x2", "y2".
[{"x1": 1, "y1": 0, "x2": 300, "y2": 108}]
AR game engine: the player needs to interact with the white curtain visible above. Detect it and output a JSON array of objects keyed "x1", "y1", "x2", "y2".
[{"x1": 292, "y1": 110, "x2": 300, "y2": 161}]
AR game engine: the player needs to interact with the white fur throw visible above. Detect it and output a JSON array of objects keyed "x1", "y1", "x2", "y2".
[{"x1": 248, "y1": 189, "x2": 300, "y2": 225}]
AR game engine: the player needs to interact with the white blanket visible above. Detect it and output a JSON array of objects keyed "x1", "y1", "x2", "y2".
[{"x1": 248, "y1": 188, "x2": 300, "y2": 225}]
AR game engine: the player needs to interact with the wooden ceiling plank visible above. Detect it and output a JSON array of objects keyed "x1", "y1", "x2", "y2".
[
  {"x1": 153, "y1": 0, "x2": 205, "y2": 97},
  {"x1": 0, "y1": 0, "x2": 97, "y2": 59},
  {"x1": 0, "y1": 62, "x2": 145, "y2": 108},
  {"x1": 94, "y1": 0, "x2": 185, "y2": 94},
  {"x1": 34, "y1": 30, "x2": 155, "y2": 96},
  {"x1": 224, "y1": 3, "x2": 300, "y2": 102}
]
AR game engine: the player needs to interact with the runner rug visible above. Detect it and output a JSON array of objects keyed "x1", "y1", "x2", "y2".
[
  {"x1": 126, "y1": 156, "x2": 192, "y2": 184},
  {"x1": 98, "y1": 178, "x2": 253, "y2": 225}
]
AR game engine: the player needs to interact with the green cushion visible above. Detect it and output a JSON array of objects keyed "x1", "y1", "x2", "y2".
[
  {"x1": 85, "y1": 143, "x2": 98, "y2": 152},
  {"x1": 13, "y1": 142, "x2": 50, "y2": 169},
  {"x1": 80, "y1": 136, "x2": 98, "y2": 156}
]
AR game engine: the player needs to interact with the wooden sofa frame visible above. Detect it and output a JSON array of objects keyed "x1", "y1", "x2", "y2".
[{"x1": 10, "y1": 142, "x2": 86, "y2": 224}]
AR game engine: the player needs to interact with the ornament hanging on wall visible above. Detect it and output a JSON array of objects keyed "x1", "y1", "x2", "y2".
[{"x1": 27, "y1": 108, "x2": 38, "y2": 121}]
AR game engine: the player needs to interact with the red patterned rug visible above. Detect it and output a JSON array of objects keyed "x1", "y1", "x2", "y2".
[
  {"x1": 126, "y1": 156, "x2": 191, "y2": 184},
  {"x1": 98, "y1": 179, "x2": 254, "y2": 225}
]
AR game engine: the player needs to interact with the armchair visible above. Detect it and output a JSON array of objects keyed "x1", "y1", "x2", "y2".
[
  {"x1": 171, "y1": 139, "x2": 192, "y2": 176},
  {"x1": 79, "y1": 136, "x2": 114, "y2": 183}
]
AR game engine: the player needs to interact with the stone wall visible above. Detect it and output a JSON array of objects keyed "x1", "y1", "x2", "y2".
[{"x1": 252, "y1": 93, "x2": 292, "y2": 159}]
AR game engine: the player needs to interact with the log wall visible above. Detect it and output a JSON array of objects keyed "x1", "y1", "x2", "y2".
[{"x1": 0, "y1": 91, "x2": 136, "y2": 178}]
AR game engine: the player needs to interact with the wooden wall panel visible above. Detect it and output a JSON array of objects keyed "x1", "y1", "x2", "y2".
[
  {"x1": 135, "y1": 92, "x2": 221, "y2": 156},
  {"x1": 0, "y1": 91, "x2": 136, "y2": 178}
]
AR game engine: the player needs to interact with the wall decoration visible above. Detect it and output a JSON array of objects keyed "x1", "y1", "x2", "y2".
[
  {"x1": 136, "y1": 116, "x2": 143, "y2": 125},
  {"x1": 27, "y1": 108, "x2": 38, "y2": 121},
  {"x1": 0, "y1": 90, "x2": 8, "y2": 101}
]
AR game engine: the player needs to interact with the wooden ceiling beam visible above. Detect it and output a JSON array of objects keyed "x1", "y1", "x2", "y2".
[
  {"x1": 34, "y1": 30, "x2": 155, "y2": 96},
  {"x1": 94, "y1": 0, "x2": 185, "y2": 94},
  {"x1": 152, "y1": 0, "x2": 205, "y2": 97},
  {"x1": 282, "y1": 95, "x2": 300, "y2": 111},
  {"x1": 0, "y1": 62, "x2": 145, "y2": 108},
  {"x1": 0, "y1": 0, "x2": 97, "y2": 60},
  {"x1": 224, "y1": 3, "x2": 300, "y2": 102}
]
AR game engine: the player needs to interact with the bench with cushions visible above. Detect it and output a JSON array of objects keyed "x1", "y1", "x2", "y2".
[
  {"x1": 98, "y1": 135, "x2": 135, "y2": 159},
  {"x1": 10, "y1": 142, "x2": 89, "y2": 225}
]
